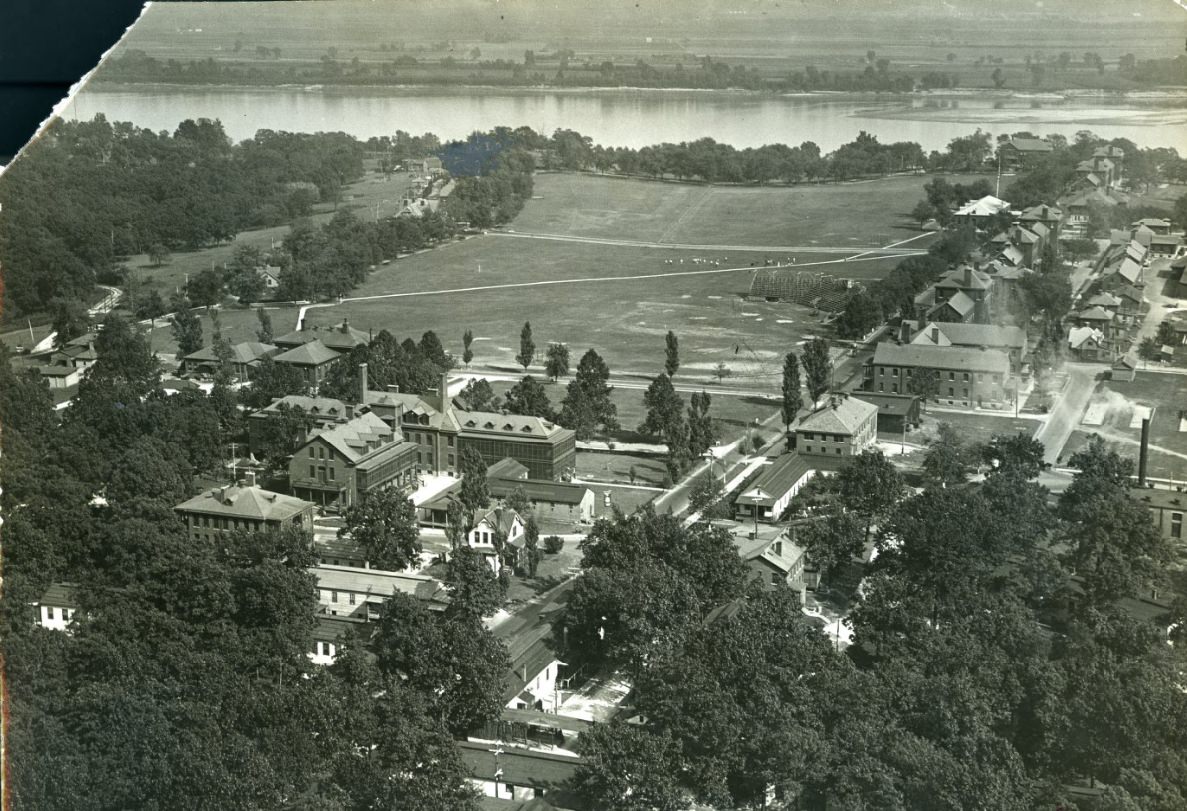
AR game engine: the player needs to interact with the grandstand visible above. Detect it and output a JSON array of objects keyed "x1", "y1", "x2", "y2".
[{"x1": 748, "y1": 268, "x2": 862, "y2": 312}]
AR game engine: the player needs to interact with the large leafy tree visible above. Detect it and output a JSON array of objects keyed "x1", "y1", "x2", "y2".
[
  {"x1": 981, "y1": 433, "x2": 1049, "y2": 479},
  {"x1": 664, "y1": 330, "x2": 680, "y2": 377},
  {"x1": 170, "y1": 294, "x2": 204, "y2": 357},
  {"x1": 922, "y1": 422, "x2": 978, "y2": 487},
  {"x1": 516, "y1": 320, "x2": 535, "y2": 370},
  {"x1": 574, "y1": 723, "x2": 692, "y2": 811},
  {"x1": 835, "y1": 449, "x2": 902, "y2": 543},
  {"x1": 444, "y1": 546, "x2": 505, "y2": 618},
  {"x1": 781, "y1": 351, "x2": 803, "y2": 432},
  {"x1": 544, "y1": 342, "x2": 570, "y2": 381},
  {"x1": 560, "y1": 348, "x2": 618, "y2": 437},
  {"x1": 801, "y1": 337, "x2": 832, "y2": 406},
  {"x1": 640, "y1": 373, "x2": 684, "y2": 440},
  {"x1": 373, "y1": 593, "x2": 509, "y2": 734},
  {"x1": 504, "y1": 375, "x2": 554, "y2": 419},
  {"x1": 458, "y1": 447, "x2": 490, "y2": 518},
  {"x1": 340, "y1": 488, "x2": 422, "y2": 572}
]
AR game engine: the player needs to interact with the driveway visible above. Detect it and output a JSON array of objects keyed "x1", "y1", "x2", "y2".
[{"x1": 1034, "y1": 363, "x2": 1099, "y2": 465}]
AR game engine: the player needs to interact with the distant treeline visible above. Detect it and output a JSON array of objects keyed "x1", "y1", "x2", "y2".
[
  {"x1": 101, "y1": 48, "x2": 944, "y2": 93},
  {"x1": 0, "y1": 119, "x2": 534, "y2": 318}
]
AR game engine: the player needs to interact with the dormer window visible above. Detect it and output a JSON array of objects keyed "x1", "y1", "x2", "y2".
[
  {"x1": 484, "y1": 422, "x2": 495, "y2": 429},
  {"x1": 521, "y1": 425, "x2": 533, "y2": 433}
]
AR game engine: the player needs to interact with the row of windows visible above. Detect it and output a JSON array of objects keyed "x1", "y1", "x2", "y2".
[
  {"x1": 44, "y1": 606, "x2": 75, "y2": 621},
  {"x1": 320, "y1": 590, "x2": 358, "y2": 605},
  {"x1": 803, "y1": 446, "x2": 845, "y2": 456},
  {"x1": 191, "y1": 514, "x2": 264, "y2": 531},
  {"x1": 308, "y1": 464, "x2": 337, "y2": 482},
  {"x1": 877, "y1": 366, "x2": 1002, "y2": 385}
]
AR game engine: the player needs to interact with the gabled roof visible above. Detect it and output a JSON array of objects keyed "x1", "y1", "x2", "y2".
[
  {"x1": 739, "y1": 453, "x2": 814, "y2": 506},
  {"x1": 936, "y1": 267, "x2": 992, "y2": 292},
  {"x1": 1134, "y1": 218, "x2": 1171, "y2": 230},
  {"x1": 458, "y1": 410, "x2": 569, "y2": 439},
  {"x1": 1019, "y1": 204, "x2": 1061, "y2": 222},
  {"x1": 999, "y1": 245, "x2": 1025, "y2": 266},
  {"x1": 487, "y1": 458, "x2": 530, "y2": 480},
  {"x1": 175, "y1": 483, "x2": 314, "y2": 521},
  {"x1": 1063, "y1": 188, "x2": 1116, "y2": 209},
  {"x1": 734, "y1": 533, "x2": 805, "y2": 573},
  {"x1": 275, "y1": 321, "x2": 370, "y2": 351},
  {"x1": 1093, "y1": 145, "x2": 1125, "y2": 159},
  {"x1": 458, "y1": 740, "x2": 581, "y2": 790},
  {"x1": 935, "y1": 290, "x2": 976, "y2": 318},
  {"x1": 797, "y1": 397, "x2": 878, "y2": 437},
  {"x1": 1086, "y1": 292, "x2": 1122, "y2": 308},
  {"x1": 254, "y1": 394, "x2": 353, "y2": 421},
  {"x1": 1005, "y1": 137, "x2": 1052, "y2": 153},
  {"x1": 1076, "y1": 306, "x2": 1113, "y2": 322},
  {"x1": 369, "y1": 390, "x2": 462, "y2": 432},
  {"x1": 1068, "y1": 326, "x2": 1105, "y2": 350},
  {"x1": 1113, "y1": 353, "x2": 1138, "y2": 371},
  {"x1": 273, "y1": 339, "x2": 341, "y2": 367},
  {"x1": 913, "y1": 287, "x2": 937, "y2": 307},
  {"x1": 308, "y1": 411, "x2": 402, "y2": 463},
  {"x1": 37, "y1": 582, "x2": 80, "y2": 609},
  {"x1": 953, "y1": 195, "x2": 1010, "y2": 218},
  {"x1": 872, "y1": 343, "x2": 1011, "y2": 374},
  {"x1": 912, "y1": 321, "x2": 1026, "y2": 350},
  {"x1": 314, "y1": 564, "x2": 449, "y2": 607},
  {"x1": 1132, "y1": 224, "x2": 1155, "y2": 246},
  {"x1": 488, "y1": 477, "x2": 591, "y2": 506},
  {"x1": 475, "y1": 507, "x2": 523, "y2": 538},
  {"x1": 1150, "y1": 234, "x2": 1182, "y2": 247},
  {"x1": 1114, "y1": 257, "x2": 1143, "y2": 285},
  {"x1": 184, "y1": 341, "x2": 277, "y2": 365}
]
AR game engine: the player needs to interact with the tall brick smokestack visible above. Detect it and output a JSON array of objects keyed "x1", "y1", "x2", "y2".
[
  {"x1": 1139, "y1": 417, "x2": 1150, "y2": 487},
  {"x1": 359, "y1": 362, "x2": 368, "y2": 406}
]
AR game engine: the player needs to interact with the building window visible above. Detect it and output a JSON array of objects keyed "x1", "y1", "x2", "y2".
[
  {"x1": 803, "y1": 432, "x2": 813, "y2": 441},
  {"x1": 892, "y1": 368, "x2": 898, "y2": 377},
  {"x1": 46, "y1": 607, "x2": 55, "y2": 620},
  {"x1": 330, "y1": 591, "x2": 338, "y2": 603},
  {"x1": 835, "y1": 448, "x2": 842, "y2": 455},
  {"x1": 962, "y1": 373, "x2": 970, "y2": 382},
  {"x1": 770, "y1": 572, "x2": 781, "y2": 585},
  {"x1": 948, "y1": 387, "x2": 955, "y2": 396},
  {"x1": 891, "y1": 384, "x2": 898, "y2": 394},
  {"x1": 804, "y1": 445, "x2": 811, "y2": 453},
  {"x1": 309, "y1": 447, "x2": 315, "y2": 458},
  {"x1": 1173, "y1": 513, "x2": 1183, "y2": 539},
  {"x1": 309, "y1": 465, "x2": 316, "y2": 478},
  {"x1": 329, "y1": 466, "x2": 335, "y2": 481},
  {"x1": 948, "y1": 372, "x2": 955, "y2": 381}
]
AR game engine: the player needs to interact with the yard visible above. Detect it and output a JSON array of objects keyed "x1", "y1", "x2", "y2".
[
  {"x1": 1063, "y1": 371, "x2": 1187, "y2": 482},
  {"x1": 916, "y1": 409, "x2": 1043, "y2": 448}
]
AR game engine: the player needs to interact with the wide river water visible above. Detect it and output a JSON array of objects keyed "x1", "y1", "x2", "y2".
[{"x1": 68, "y1": 85, "x2": 1187, "y2": 153}]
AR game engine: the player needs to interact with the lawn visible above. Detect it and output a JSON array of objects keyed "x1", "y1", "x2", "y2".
[
  {"x1": 918, "y1": 410, "x2": 1043, "y2": 448},
  {"x1": 1064, "y1": 371, "x2": 1187, "y2": 482},
  {"x1": 516, "y1": 172, "x2": 955, "y2": 248}
]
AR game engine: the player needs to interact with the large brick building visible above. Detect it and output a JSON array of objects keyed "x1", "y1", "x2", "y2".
[
  {"x1": 289, "y1": 411, "x2": 419, "y2": 508},
  {"x1": 866, "y1": 343, "x2": 1012, "y2": 408},
  {"x1": 175, "y1": 474, "x2": 316, "y2": 542},
  {"x1": 365, "y1": 370, "x2": 577, "y2": 481}
]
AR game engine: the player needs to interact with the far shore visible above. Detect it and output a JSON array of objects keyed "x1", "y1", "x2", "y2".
[{"x1": 81, "y1": 80, "x2": 1187, "y2": 104}]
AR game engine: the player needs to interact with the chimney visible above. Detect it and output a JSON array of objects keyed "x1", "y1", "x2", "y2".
[
  {"x1": 245, "y1": 471, "x2": 256, "y2": 488},
  {"x1": 931, "y1": 327, "x2": 940, "y2": 344},
  {"x1": 340, "y1": 319, "x2": 349, "y2": 334},
  {"x1": 439, "y1": 371, "x2": 452, "y2": 414},
  {"x1": 387, "y1": 383, "x2": 400, "y2": 393},
  {"x1": 1139, "y1": 418, "x2": 1151, "y2": 486},
  {"x1": 963, "y1": 266, "x2": 973, "y2": 287},
  {"x1": 359, "y1": 362, "x2": 368, "y2": 404},
  {"x1": 298, "y1": 316, "x2": 306, "y2": 332},
  {"x1": 345, "y1": 403, "x2": 355, "y2": 419}
]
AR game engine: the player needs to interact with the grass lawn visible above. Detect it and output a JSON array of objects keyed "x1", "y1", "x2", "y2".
[
  {"x1": 1064, "y1": 371, "x2": 1187, "y2": 481},
  {"x1": 918, "y1": 410, "x2": 1042, "y2": 447},
  {"x1": 574, "y1": 451, "x2": 668, "y2": 488},
  {"x1": 516, "y1": 172, "x2": 957, "y2": 247}
]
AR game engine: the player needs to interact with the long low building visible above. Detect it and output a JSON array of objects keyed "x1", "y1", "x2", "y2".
[
  {"x1": 866, "y1": 342, "x2": 1013, "y2": 408},
  {"x1": 313, "y1": 564, "x2": 450, "y2": 619},
  {"x1": 735, "y1": 453, "x2": 815, "y2": 522}
]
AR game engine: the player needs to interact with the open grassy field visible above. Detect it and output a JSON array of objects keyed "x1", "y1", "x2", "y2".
[
  {"x1": 1062, "y1": 371, "x2": 1187, "y2": 482},
  {"x1": 517, "y1": 173, "x2": 954, "y2": 247},
  {"x1": 148, "y1": 173, "x2": 922, "y2": 383}
]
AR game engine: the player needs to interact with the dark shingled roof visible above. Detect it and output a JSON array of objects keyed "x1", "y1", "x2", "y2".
[{"x1": 458, "y1": 740, "x2": 582, "y2": 791}]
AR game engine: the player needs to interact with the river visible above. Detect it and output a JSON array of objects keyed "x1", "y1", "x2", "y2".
[{"x1": 68, "y1": 85, "x2": 1187, "y2": 153}]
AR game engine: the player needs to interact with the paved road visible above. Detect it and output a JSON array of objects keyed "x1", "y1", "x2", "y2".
[{"x1": 1033, "y1": 364, "x2": 1099, "y2": 465}]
